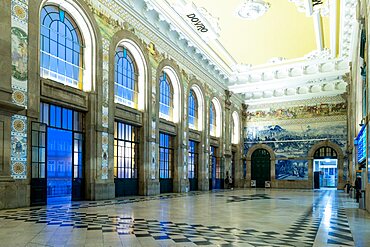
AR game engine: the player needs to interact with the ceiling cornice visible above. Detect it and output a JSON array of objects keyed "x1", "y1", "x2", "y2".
[
  {"x1": 143, "y1": 0, "x2": 235, "y2": 77},
  {"x1": 228, "y1": 0, "x2": 358, "y2": 104},
  {"x1": 92, "y1": 0, "x2": 237, "y2": 95},
  {"x1": 93, "y1": 0, "x2": 358, "y2": 106}
]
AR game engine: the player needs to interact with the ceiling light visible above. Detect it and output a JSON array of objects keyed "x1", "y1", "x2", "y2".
[{"x1": 236, "y1": 0, "x2": 271, "y2": 20}]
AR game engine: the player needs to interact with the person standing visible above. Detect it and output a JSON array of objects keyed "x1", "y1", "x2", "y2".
[{"x1": 354, "y1": 176, "x2": 362, "y2": 203}]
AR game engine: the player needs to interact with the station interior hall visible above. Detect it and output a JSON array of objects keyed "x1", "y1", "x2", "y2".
[{"x1": 0, "y1": 0, "x2": 370, "y2": 246}]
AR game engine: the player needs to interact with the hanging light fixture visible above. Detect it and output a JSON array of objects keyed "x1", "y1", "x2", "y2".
[{"x1": 236, "y1": 0, "x2": 271, "y2": 20}]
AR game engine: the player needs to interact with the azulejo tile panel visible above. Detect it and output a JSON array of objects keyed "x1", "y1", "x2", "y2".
[
  {"x1": 101, "y1": 38, "x2": 110, "y2": 179},
  {"x1": 11, "y1": 115, "x2": 28, "y2": 179},
  {"x1": 11, "y1": 0, "x2": 28, "y2": 108},
  {"x1": 101, "y1": 132, "x2": 109, "y2": 179},
  {"x1": 10, "y1": 0, "x2": 28, "y2": 179}
]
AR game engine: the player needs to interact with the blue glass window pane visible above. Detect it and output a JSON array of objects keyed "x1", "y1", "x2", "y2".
[
  {"x1": 40, "y1": 4, "x2": 82, "y2": 87},
  {"x1": 66, "y1": 48, "x2": 73, "y2": 63},
  {"x1": 50, "y1": 105, "x2": 56, "y2": 126},
  {"x1": 50, "y1": 40, "x2": 57, "y2": 56},
  {"x1": 65, "y1": 63, "x2": 73, "y2": 78},
  {"x1": 55, "y1": 106, "x2": 62, "y2": 128},
  {"x1": 49, "y1": 56, "x2": 58, "y2": 72},
  {"x1": 114, "y1": 47, "x2": 137, "y2": 105},
  {"x1": 59, "y1": 9, "x2": 65, "y2": 22},
  {"x1": 159, "y1": 72, "x2": 173, "y2": 117}
]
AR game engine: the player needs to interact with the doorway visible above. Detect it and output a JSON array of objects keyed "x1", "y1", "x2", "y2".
[
  {"x1": 31, "y1": 103, "x2": 84, "y2": 206},
  {"x1": 251, "y1": 149, "x2": 271, "y2": 188},
  {"x1": 209, "y1": 145, "x2": 223, "y2": 190},
  {"x1": 188, "y1": 140, "x2": 199, "y2": 191},
  {"x1": 159, "y1": 132, "x2": 174, "y2": 193},
  {"x1": 47, "y1": 128, "x2": 72, "y2": 204},
  {"x1": 114, "y1": 121, "x2": 139, "y2": 197},
  {"x1": 231, "y1": 151, "x2": 236, "y2": 188},
  {"x1": 313, "y1": 146, "x2": 338, "y2": 188}
]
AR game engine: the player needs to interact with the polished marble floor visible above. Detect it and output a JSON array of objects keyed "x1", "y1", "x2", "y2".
[{"x1": 0, "y1": 189, "x2": 369, "y2": 247}]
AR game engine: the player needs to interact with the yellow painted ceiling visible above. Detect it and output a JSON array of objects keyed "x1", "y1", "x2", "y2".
[{"x1": 185, "y1": 0, "x2": 331, "y2": 65}]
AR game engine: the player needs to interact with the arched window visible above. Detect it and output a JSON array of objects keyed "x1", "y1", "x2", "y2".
[
  {"x1": 40, "y1": 5, "x2": 83, "y2": 89},
  {"x1": 210, "y1": 102, "x2": 216, "y2": 136},
  {"x1": 314, "y1": 146, "x2": 337, "y2": 159},
  {"x1": 115, "y1": 46, "x2": 138, "y2": 108},
  {"x1": 188, "y1": 90, "x2": 198, "y2": 129},
  {"x1": 159, "y1": 72, "x2": 173, "y2": 119}
]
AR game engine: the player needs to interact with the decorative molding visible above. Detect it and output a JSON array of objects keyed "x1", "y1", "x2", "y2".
[
  {"x1": 91, "y1": 0, "x2": 234, "y2": 99},
  {"x1": 228, "y1": 0, "x2": 356, "y2": 105},
  {"x1": 304, "y1": 48, "x2": 331, "y2": 60},
  {"x1": 289, "y1": 0, "x2": 328, "y2": 17},
  {"x1": 339, "y1": 0, "x2": 357, "y2": 59},
  {"x1": 247, "y1": 95, "x2": 346, "y2": 111},
  {"x1": 197, "y1": 7, "x2": 220, "y2": 35},
  {"x1": 236, "y1": 0, "x2": 271, "y2": 20},
  {"x1": 268, "y1": 57, "x2": 287, "y2": 64}
]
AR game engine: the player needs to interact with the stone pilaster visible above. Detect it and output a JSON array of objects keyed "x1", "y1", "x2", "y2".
[{"x1": 223, "y1": 90, "x2": 233, "y2": 185}]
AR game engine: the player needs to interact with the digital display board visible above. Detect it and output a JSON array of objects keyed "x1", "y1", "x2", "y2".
[{"x1": 356, "y1": 125, "x2": 367, "y2": 164}]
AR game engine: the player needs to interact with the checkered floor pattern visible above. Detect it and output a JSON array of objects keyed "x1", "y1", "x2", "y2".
[
  {"x1": 0, "y1": 190, "x2": 357, "y2": 246},
  {"x1": 326, "y1": 199, "x2": 355, "y2": 246},
  {"x1": 0, "y1": 212, "x2": 313, "y2": 246}
]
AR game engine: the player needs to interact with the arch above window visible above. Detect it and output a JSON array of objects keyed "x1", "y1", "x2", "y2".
[
  {"x1": 231, "y1": 111, "x2": 240, "y2": 144},
  {"x1": 114, "y1": 45, "x2": 138, "y2": 108},
  {"x1": 159, "y1": 71, "x2": 173, "y2": 120},
  {"x1": 39, "y1": 0, "x2": 96, "y2": 92},
  {"x1": 188, "y1": 90, "x2": 198, "y2": 129},
  {"x1": 158, "y1": 66, "x2": 181, "y2": 123},
  {"x1": 210, "y1": 97, "x2": 222, "y2": 137},
  {"x1": 114, "y1": 39, "x2": 147, "y2": 111}
]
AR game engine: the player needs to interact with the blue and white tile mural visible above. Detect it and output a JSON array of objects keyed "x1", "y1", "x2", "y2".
[
  {"x1": 275, "y1": 160, "x2": 308, "y2": 180},
  {"x1": 244, "y1": 122, "x2": 347, "y2": 158},
  {"x1": 244, "y1": 102, "x2": 347, "y2": 159}
]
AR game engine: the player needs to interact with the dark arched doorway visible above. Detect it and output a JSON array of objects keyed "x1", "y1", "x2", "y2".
[
  {"x1": 251, "y1": 149, "x2": 271, "y2": 188},
  {"x1": 313, "y1": 146, "x2": 338, "y2": 188}
]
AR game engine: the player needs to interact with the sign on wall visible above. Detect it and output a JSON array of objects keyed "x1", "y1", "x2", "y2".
[{"x1": 355, "y1": 125, "x2": 366, "y2": 164}]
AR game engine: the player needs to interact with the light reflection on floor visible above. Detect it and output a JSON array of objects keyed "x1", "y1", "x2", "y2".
[{"x1": 0, "y1": 189, "x2": 368, "y2": 246}]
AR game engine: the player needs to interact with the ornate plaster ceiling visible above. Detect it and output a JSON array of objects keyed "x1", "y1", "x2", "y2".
[
  {"x1": 137, "y1": 0, "x2": 357, "y2": 105},
  {"x1": 191, "y1": 0, "x2": 326, "y2": 66}
]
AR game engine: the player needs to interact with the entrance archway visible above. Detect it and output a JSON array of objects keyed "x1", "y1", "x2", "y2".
[
  {"x1": 308, "y1": 140, "x2": 345, "y2": 189},
  {"x1": 313, "y1": 146, "x2": 338, "y2": 188},
  {"x1": 251, "y1": 149, "x2": 271, "y2": 188}
]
